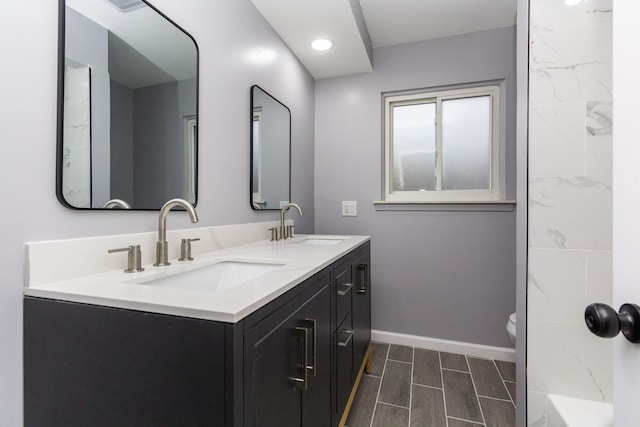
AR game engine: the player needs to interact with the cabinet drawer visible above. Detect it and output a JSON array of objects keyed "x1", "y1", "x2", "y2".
[{"x1": 335, "y1": 263, "x2": 352, "y2": 327}]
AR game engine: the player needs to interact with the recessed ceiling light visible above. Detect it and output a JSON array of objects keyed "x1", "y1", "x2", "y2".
[{"x1": 311, "y1": 39, "x2": 333, "y2": 51}]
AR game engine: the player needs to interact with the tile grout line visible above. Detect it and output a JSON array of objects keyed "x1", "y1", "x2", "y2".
[
  {"x1": 448, "y1": 415, "x2": 485, "y2": 425},
  {"x1": 438, "y1": 352, "x2": 450, "y2": 427},
  {"x1": 387, "y1": 358, "x2": 413, "y2": 365},
  {"x1": 369, "y1": 345, "x2": 390, "y2": 427},
  {"x1": 477, "y1": 395, "x2": 514, "y2": 403},
  {"x1": 506, "y1": 385, "x2": 516, "y2": 408},
  {"x1": 376, "y1": 401, "x2": 411, "y2": 410},
  {"x1": 411, "y1": 382, "x2": 443, "y2": 391},
  {"x1": 493, "y1": 359, "x2": 516, "y2": 409},
  {"x1": 441, "y1": 367, "x2": 471, "y2": 374},
  {"x1": 465, "y1": 354, "x2": 487, "y2": 426}
]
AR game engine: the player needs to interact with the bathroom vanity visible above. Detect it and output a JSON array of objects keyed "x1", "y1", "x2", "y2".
[{"x1": 23, "y1": 227, "x2": 371, "y2": 426}]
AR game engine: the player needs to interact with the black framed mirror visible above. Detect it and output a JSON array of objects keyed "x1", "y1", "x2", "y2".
[
  {"x1": 250, "y1": 85, "x2": 291, "y2": 210},
  {"x1": 57, "y1": 0, "x2": 198, "y2": 210}
]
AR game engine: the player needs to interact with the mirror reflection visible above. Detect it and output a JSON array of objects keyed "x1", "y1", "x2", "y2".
[
  {"x1": 58, "y1": 0, "x2": 198, "y2": 210},
  {"x1": 250, "y1": 85, "x2": 291, "y2": 210}
]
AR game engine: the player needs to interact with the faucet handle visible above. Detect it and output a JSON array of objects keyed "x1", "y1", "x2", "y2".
[
  {"x1": 108, "y1": 245, "x2": 144, "y2": 273},
  {"x1": 287, "y1": 225, "x2": 295, "y2": 239},
  {"x1": 179, "y1": 238, "x2": 200, "y2": 261},
  {"x1": 269, "y1": 227, "x2": 279, "y2": 241}
]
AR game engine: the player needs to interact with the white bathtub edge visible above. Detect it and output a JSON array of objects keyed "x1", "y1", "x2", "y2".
[{"x1": 547, "y1": 394, "x2": 613, "y2": 427}]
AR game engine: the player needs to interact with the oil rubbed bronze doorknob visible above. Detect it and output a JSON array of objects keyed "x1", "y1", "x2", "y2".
[{"x1": 585, "y1": 303, "x2": 640, "y2": 343}]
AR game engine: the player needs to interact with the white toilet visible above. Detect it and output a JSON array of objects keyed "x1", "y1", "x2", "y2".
[{"x1": 506, "y1": 312, "x2": 516, "y2": 345}]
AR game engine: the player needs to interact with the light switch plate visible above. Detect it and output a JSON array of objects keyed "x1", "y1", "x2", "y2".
[{"x1": 342, "y1": 201, "x2": 357, "y2": 217}]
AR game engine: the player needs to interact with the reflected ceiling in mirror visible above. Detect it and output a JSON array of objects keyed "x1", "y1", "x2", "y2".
[
  {"x1": 250, "y1": 85, "x2": 291, "y2": 210},
  {"x1": 57, "y1": 0, "x2": 198, "y2": 210}
]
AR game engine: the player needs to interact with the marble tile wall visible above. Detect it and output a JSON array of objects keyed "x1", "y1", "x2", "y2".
[{"x1": 527, "y1": 0, "x2": 613, "y2": 425}]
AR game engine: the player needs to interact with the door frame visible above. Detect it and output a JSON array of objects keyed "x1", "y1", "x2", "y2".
[{"x1": 515, "y1": 0, "x2": 530, "y2": 425}]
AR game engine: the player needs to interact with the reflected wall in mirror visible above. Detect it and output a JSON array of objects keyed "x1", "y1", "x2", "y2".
[
  {"x1": 250, "y1": 85, "x2": 291, "y2": 210},
  {"x1": 57, "y1": 0, "x2": 198, "y2": 210}
]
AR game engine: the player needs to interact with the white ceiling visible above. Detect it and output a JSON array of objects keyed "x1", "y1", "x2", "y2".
[{"x1": 251, "y1": 0, "x2": 517, "y2": 79}]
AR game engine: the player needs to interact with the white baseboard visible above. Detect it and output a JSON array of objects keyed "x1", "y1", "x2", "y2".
[{"x1": 371, "y1": 329, "x2": 516, "y2": 363}]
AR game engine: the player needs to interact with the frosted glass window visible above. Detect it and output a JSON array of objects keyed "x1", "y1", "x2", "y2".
[
  {"x1": 441, "y1": 96, "x2": 491, "y2": 190},
  {"x1": 391, "y1": 103, "x2": 436, "y2": 191},
  {"x1": 383, "y1": 84, "x2": 501, "y2": 202}
]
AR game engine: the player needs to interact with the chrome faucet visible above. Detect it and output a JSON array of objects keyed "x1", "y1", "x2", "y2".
[
  {"x1": 280, "y1": 202, "x2": 303, "y2": 240},
  {"x1": 154, "y1": 198, "x2": 199, "y2": 266}
]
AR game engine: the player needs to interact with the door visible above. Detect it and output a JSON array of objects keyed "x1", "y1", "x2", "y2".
[
  {"x1": 244, "y1": 297, "x2": 302, "y2": 427},
  {"x1": 612, "y1": 1, "x2": 640, "y2": 424}
]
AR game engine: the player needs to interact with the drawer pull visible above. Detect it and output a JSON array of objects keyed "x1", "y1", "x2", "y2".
[
  {"x1": 337, "y1": 283, "x2": 353, "y2": 296},
  {"x1": 337, "y1": 329, "x2": 354, "y2": 347}
]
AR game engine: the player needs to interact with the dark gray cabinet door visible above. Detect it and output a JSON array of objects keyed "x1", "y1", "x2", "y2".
[
  {"x1": 301, "y1": 279, "x2": 332, "y2": 427},
  {"x1": 243, "y1": 272, "x2": 335, "y2": 427},
  {"x1": 352, "y1": 245, "x2": 371, "y2": 374},
  {"x1": 244, "y1": 296, "x2": 303, "y2": 427},
  {"x1": 24, "y1": 298, "x2": 227, "y2": 426}
]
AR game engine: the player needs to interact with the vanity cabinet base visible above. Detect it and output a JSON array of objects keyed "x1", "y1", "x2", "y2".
[{"x1": 23, "y1": 241, "x2": 371, "y2": 426}]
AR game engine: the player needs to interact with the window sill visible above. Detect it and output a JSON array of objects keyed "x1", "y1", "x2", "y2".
[{"x1": 373, "y1": 200, "x2": 516, "y2": 212}]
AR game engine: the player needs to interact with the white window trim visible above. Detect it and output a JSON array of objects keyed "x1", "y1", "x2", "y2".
[{"x1": 383, "y1": 84, "x2": 503, "y2": 203}]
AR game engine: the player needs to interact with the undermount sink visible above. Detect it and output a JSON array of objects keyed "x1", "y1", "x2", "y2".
[
  {"x1": 296, "y1": 236, "x2": 347, "y2": 246},
  {"x1": 135, "y1": 259, "x2": 286, "y2": 293}
]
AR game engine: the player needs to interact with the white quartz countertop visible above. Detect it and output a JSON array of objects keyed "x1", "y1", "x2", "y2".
[{"x1": 24, "y1": 234, "x2": 369, "y2": 323}]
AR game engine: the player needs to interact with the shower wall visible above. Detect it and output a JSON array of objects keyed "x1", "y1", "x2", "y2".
[{"x1": 527, "y1": 0, "x2": 613, "y2": 424}]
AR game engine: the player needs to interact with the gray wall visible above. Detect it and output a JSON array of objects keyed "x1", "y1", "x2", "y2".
[
  {"x1": 0, "y1": 0, "x2": 314, "y2": 423},
  {"x1": 133, "y1": 80, "x2": 183, "y2": 208},
  {"x1": 315, "y1": 26, "x2": 517, "y2": 347},
  {"x1": 111, "y1": 78, "x2": 197, "y2": 208}
]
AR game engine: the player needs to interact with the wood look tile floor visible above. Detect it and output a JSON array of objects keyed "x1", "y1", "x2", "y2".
[{"x1": 346, "y1": 343, "x2": 516, "y2": 427}]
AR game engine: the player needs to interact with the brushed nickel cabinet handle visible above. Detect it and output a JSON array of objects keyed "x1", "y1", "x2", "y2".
[
  {"x1": 356, "y1": 263, "x2": 368, "y2": 295},
  {"x1": 337, "y1": 283, "x2": 353, "y2": 296},
  {"x1": 338, "y1": 329, "x2": 354, "y2": 347},
  {"x1": 293, "y1": 326, "x2": 309, "y2": 390},
  {"x1": 305, "y1": 318, "x2": 317, "y2": 377}
]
